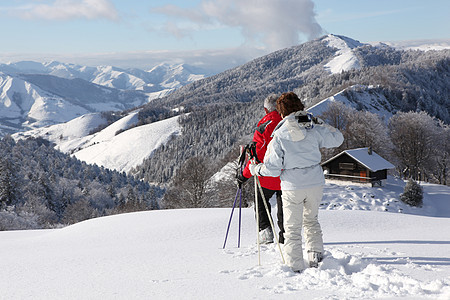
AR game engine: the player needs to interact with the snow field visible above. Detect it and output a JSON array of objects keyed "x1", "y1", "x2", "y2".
[
  {"x1": 1, "y1": 191, "x2": 449, "y2": 300},
  {"x1": 321, "y1": 176, "x2": 450, "y2": 217},
  {"x1": 222, "y1": 208, "x2": 450, "y2": 299}
]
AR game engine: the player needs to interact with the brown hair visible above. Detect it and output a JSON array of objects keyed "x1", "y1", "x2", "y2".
[{"x1": 276, "y1": 92, "x2": 305, "y2": 117}]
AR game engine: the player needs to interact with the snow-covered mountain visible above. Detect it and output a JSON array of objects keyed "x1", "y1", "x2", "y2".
[
  {"x1": 0, "y1": 61, "x2": 207, "y2": 95},
  {"x1": 0, "y1": 72, "x2": 148, "y2": 134},
  {"x1": 147, "y1": 34, "x2": 448, "y2": 117},
  {"x1": 323, "y1": 34, "x2": 363, "y2": 74},
  {"x1": 1, "y1": 178, "x2": 449, "y2": 299},
  {"x1": 0, "y1": 61, "x2": 206, "y2": 136}
]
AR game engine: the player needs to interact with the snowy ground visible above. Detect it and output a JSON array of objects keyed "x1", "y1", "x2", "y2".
[{"x1": 1, "y1": 178, "x2": 449, "y2": 299}]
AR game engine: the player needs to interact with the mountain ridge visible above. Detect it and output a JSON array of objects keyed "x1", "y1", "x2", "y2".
[{"x1": 0, "y1": 61, "x2": 208, "y2": 93}]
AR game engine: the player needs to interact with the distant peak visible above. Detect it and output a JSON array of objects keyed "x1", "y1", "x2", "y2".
[
  {"x1": 44, "y1": 61, "x2": 64, "y2": 68},
  {"x1": 324, "y1": 34, "x2": 365, "y2": 50}
]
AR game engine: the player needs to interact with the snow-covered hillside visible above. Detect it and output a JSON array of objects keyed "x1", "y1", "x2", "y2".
[
  {"x1": 73, "y1": 114, "x2": 181, "y2": 173},
  {"x1": 13, "y1": 113, "x2": 109, "y2": 143},
  {"x1": 6, "y1": 34, "x2": 450, "y2": 183},
  {"x1": 307, "y1": 85, "x2": 396, "y2": 120},
  {"x1": 13, "y1": 111, "x2": 182, "y2": 173},
  {"x1": 1, "y1": 179, "x2": 449, "y2": 299},
  {"x1": 323, "y1": 34, "x2": 363, "y2": 74}
]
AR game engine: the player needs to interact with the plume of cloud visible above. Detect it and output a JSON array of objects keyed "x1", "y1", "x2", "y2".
[
  {"x1": 20, "y1": 0, "x2": 119, "y2": 21},
  {"x1": 152, "y1": 0, "x2": 323, "y2": 51}
]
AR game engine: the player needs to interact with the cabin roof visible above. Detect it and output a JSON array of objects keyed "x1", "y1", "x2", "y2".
[{"x1": 322, "y1": 148, "x2": 395, "y2": 172}]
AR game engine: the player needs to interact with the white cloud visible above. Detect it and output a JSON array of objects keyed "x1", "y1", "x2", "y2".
[
  {"x1": 19, "y1": 0, "x2": 119, "y2": 21},
  {"x1": 151, "y1": 0, "x2": 323, "y2": 51}
]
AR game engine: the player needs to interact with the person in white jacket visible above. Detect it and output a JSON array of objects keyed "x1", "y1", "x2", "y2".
[{"x1": 249, "y1": 92, "x2": 344, "y2": 273}]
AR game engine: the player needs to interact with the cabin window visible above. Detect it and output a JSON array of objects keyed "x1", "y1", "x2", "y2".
[{"x1": 339, "y1": 163, "x2": 355, "y2": 170}]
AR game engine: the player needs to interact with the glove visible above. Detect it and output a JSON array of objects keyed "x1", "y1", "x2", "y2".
[
  {"x1": 249, "y1": 163, "x2": 262, "y2": 176},
  {"x1": 312, "y1": 116, "x2": 323, "y2": 125},
  {"x1": 313, "y1": 117, "x2": 323, "y2": 125},
  {"x1": 236, "y1": 172, "x2": 249, "y2": 187}
]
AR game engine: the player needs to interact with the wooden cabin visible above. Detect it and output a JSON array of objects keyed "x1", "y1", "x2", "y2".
[{"x1": 321, "y1": 147, "x2": 395, "y2": 186}]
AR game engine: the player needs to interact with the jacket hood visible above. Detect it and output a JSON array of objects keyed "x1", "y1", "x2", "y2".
[{"x1": 272, "y1": 111, "x2": 310, "y2": 142}]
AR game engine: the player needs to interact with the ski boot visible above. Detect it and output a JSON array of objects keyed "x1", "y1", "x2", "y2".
[{"x1": 308, "y1": 251, "x2": 323, "y2": 268}]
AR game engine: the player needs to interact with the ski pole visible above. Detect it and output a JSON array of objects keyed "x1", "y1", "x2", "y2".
[
  {"x1": 223, "y1": 187, "x2": 241, "y2": 249},
  {"x1": 255, "y1": 174, "x2": 261, "y2": 266},
  {"x1": 255, "y1": 176, "x2": 285, "y2": 264},
  {"x1": 238, "y1": 187, "x2": 242, "y2": 248}
]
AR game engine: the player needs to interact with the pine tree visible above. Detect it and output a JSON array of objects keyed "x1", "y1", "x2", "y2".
[
  {"x1": 400, "y1": 178, "x2": 423, "y2": 207},
  {"x1": 0, "y1": 158, "x2": 19, "y2": 208}
]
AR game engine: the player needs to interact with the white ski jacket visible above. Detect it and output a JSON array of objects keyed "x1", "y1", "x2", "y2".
[{"x1": 254, "y1": 111, "x2": 344, "y2": 190}]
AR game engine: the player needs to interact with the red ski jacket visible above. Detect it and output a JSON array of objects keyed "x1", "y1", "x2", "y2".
[{"x1": 242, "y1": 110, "x2": 282, "y2": 191}]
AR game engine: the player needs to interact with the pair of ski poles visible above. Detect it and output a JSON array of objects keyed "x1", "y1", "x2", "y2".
[{"x1": 222, "y1": 145, "x2": 285, "y2": 265}]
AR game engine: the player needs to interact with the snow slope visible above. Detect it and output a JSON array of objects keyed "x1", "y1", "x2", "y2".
[
  {"x1": 13, "y1": 111, "x2": 182, "y2": 173},
  {"x1": 13, "y1": 112, "x2": 108, "y2": 143},
  {"x1": 0, "y1": 180, "x2": 449, "y2": 299},
  {"x1": 323, "y1": 34, "x2": 363, "y2": 74},
  {"x1": 307, "y1": 85, "x2": 396, "y2": 120},
  {"x1": 72, "y1": 114, "x2": 181, "y2": 173}
]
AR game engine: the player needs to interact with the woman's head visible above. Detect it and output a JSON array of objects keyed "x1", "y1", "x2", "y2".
[{"x1": 276, "y1": 92, "x2": 305, "y2": 117}]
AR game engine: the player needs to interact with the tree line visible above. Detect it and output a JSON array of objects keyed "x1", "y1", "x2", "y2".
[{"x1": 0, "y1": 137, "x2": 160, "y2": 230}]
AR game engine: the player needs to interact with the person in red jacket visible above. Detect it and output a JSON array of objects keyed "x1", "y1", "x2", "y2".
[{"x1": 237, "y1": 94, "x2": 284, "y2": 244}]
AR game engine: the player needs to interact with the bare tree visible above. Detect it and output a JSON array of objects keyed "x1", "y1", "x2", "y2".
[
  {"x1": 431, "y1": 123, "x2": 449, "y2": 185},
  {"x1": 346, "y1": 110, "x2": 392, "y2": 158},
  {"x1": 62, "y1": 200, "x2": 99, "y2": 224},
  {"x1": 318, "y1": 101, "x2": 350, "y2": 132},
  {"x1": 317, "y1": 101, "x2": 352, "y2": 160},
  {"x1": 162, "y1": 156, "x2": 214, "y2": 208},
  {"x1": 389, "y1": 111, "x2": 438, "y2": 181}
]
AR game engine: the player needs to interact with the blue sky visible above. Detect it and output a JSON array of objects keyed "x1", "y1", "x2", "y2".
[{"x1": 0, "y1": 0, "x2": 448, "y2": 69}]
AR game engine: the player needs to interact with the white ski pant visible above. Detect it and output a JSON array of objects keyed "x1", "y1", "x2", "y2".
[{"x1": 282, "y1": 186, "x2": 324, "y2": 271}]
